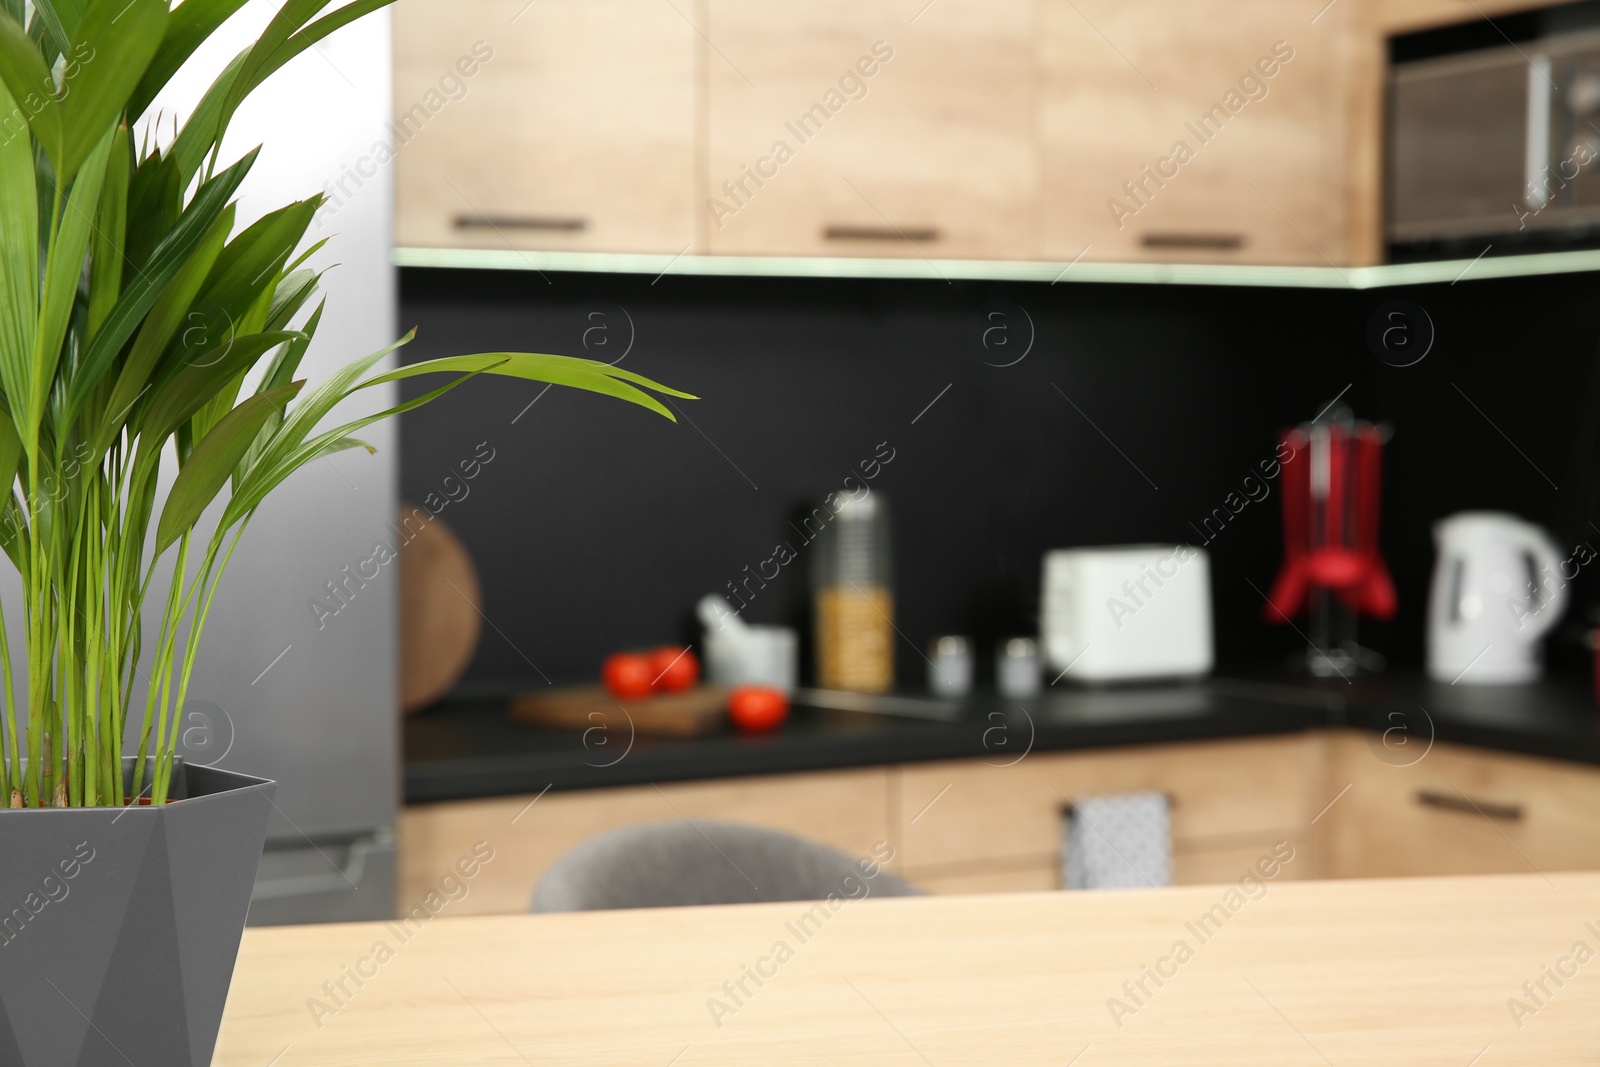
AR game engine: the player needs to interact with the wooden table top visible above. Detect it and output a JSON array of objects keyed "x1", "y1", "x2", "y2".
[{"x1": 215, "y1": 873, "x2": 1600, "y2": 1065}]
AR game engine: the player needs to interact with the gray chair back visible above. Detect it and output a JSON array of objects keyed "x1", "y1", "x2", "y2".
[{"x1": 531, "y1": 820, "x2": 919, "y2": 912}]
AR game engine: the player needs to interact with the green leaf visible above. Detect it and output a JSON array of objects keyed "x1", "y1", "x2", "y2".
[
  {"x1": 195, "y1": 197, "x2": 318, "y2": 323},
  {"x1": 220, "y1": 0, "x2": 332, "y2": 127},
  {"x1": 168, "y1": 51, "x2": 246, "y2": 188},
  {"x1": 283, "y1": 236, "x2": 328, "y2": 275},
  {"x1": 225, "y1": 364, "x2": 479, "y2": 530},
  {"x1": 0, "y1": 406, "x2": 21, "y2": 500},
  {"x1": 263, "y1": 268, "x2": 319, "y2": 332},
  {"x1": 0, "y1": 78, "x2": 38, "y2": 453},
  {"x1": 205, "y1": 0, "x2": 396, "y2": 176},
  {"x1": 97, "y1": 204, "x2": 235, "y2": 455},
  {"x1": 66, "y1": 147, "x2": 255, "y2": 432},
  {"x1": 156, "y1": 381, "x2": 304, "y2": 554},
  {"x1": 58, "y1": 0, "x2": 168, "y2": 184},
  {"x1": 128, "y1": 0, "x2": 252, "y2": 122},
  {"x1": 260, "y1": 297, "x2": 321, "y2": 393},
  {"x1": 249, "y1": 329, "x2": 414, "y2": 468},
  {"x1": 251, "y1": 0, "x2": 395, "y2": 91},
  {"x1": 25, "y1": 0, "x2": 68, "y2": 60},
  {"x1": 85, "y1": 122, "x2": 128, "y2": 336},
  {"x1": 238, "y1": 298, "x2": 321, "y2": 482},
  {"x1": 123, "y1": 147, "x2": 182, "y2": 274},
  {"x1": 140, "y1": 330, "x2": 300, "y2": 444},
  {"x1": 33, "y1": 127, "x2": 113, "y2": 432},
  {"x1": 0, "y1": 8, "x2": 63, "y2": 170},
  {"x1": 361, "y1": 353, "x2": 696, "y2": 421}
]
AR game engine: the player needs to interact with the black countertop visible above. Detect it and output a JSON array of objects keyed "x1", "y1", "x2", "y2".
[{"x1": 402, "y1": 669, "x2": 1600, "y2": 804}]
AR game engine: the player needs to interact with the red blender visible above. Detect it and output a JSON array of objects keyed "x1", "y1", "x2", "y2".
[{"x1": 1264, "y1": 404, "x2": 1396, "y2": 677}]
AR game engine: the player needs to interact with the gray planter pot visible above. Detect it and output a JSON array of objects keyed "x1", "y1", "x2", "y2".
[{"x1": 0, "y1": 758, "x2": 274, "y2": 1066}]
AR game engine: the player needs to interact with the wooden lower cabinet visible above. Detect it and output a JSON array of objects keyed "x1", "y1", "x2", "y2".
[
  {"x1": 399, "y1": 731, "x2": 1600, "y2": 917},
  {"x1": 1173, "y1": 838, "x2": 1313, "y2": 886},
  {"x1": 398, "y1": 767, "x2": 892, "y2": 916},
  {"x1": 893, "y1": 735, "x2": 1318, "y2": 872},
  {"x1": 1314, "y1": 731, "x2": 1600, "y2": 879},
  {"x1": 903, "y1": 839, "x2": 1312, "y2": 896},
  {"x1": 909, "y1": 859, "x2": 1059, "y2": 896}
]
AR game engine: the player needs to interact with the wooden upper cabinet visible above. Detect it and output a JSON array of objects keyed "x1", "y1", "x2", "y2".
[
  {"x1": 385, "y1": 0, "x2": 1490, "y2": 268},
  {"x1": 391, "y1": 0, "x2": 698, "y2": 254},
  {"x1": 1040, "y1": 0, "x2": 1348, "y2": 265},
  {"x1": 703, "y1": 0, "x2": 1039, "y2": 261},
  {"x1": 1368, "y1": 0, "x2": 1552, "y2": 33}
]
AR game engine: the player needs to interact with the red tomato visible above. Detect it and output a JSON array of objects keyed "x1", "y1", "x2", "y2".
[
  {"x1": 601, "y1": 652, "x2": 654, "y2": 700},
  {"x1": 728, "y1": 686, "x2": 789, "y2": 733},
  {"x1": 648, "y1": 646, "x2": 700, "y2": 693}
]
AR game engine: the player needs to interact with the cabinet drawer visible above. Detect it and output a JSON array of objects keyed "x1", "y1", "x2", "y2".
[
  {"x1": 392, "y1": 0, "x2": 698, "y2": 253},
  {"x1": 896, "y1": 735, "x2": 1317, "y2": 870},
  {"x1": 1321, "y1": 734, "x2": 1600, "y2": 879},
  {"x1": 399, "y1": 768, "x2": 892, "y2": 916}
]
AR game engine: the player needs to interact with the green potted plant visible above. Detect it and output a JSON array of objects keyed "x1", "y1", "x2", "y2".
[{"x1": 0, "y1": 0, "x2": 689, "y2": 1062}]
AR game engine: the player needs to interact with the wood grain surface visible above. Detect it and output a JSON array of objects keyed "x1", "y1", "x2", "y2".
[
  {"x1": 510, "y1": 685, "x2": 731, "y2": 738},
  {"x1": 215, "y1": 872, "x2": 1600, "y2": 1065},
  {"x1": 399, "y1": 506, "x2": 481, "y2": 713}
]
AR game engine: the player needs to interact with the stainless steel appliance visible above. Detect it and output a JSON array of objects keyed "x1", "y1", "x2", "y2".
[
  {"x1": 1389, "y1": 7, "x2": 1600, "y2": 249},
  {"x1": 139, "y1": 9, "x2": 400, "y2": 924}
]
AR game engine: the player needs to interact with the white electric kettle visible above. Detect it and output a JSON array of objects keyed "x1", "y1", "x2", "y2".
[{"x1": 1426, "y1": 512, "x2": 1567, "y2": 684}]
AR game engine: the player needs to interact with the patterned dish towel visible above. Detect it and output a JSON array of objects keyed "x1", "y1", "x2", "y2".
[{"x1": 1063, "y1": 791, "x2": 1172, "y2": 890}]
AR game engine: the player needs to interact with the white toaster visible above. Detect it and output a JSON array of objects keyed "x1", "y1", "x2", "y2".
[{"x1": 1041, "y1": 545, "x2": 1213, "y2": 682}]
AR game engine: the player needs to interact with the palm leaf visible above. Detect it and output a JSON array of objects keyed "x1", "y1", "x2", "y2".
[
  {"x1": 140, "y1": 331, "x2": 301, "y2": 443},
  {"x1": 26, "y1": 0, "x2": 70, "y2": 56},
  {"x1": 0, "y1": 77, "x2": 37, "y2": 453},
  {"x1": 96, "y1": 204, "x2": 235, "y2": 456},
  {"x1": 33, "y1": 128, "x2": 113, "y2": 435},
  {"x1": 128, "y1": 0, "x2": 253, "y2": 122},
  {"x1": 0, "y1": 9, "x2": 63, "y2": 169},
  {"x1": 85, "y1": 123, "x2": 128, "y2": 336},
  {"x1": 0, "y1": 0, "x2": 694, "y2": 809},
  {"x1": 65, "y1": 148, "x2": 256, "y2": 432},
  {"x1": 57, "y1": 0, "x2": 166, "y2": 184},
  {"x1": 155, "y1": 381, "x2": 303, "y2": 554},
  {"x1": 361, "y1": 353, "x2": 696, "y2": 420}
]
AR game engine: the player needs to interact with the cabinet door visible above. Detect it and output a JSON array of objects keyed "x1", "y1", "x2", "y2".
[
  {"x1": 399, "y1": 768, "x2": 893, "y2": 916},
  {"x1": 704, "y1": 0, "x2": 1038, "y2": 260},
  {"x1": 1369, "y1": 0, "x2": 1552, "y2": 33},
  {"x1": 392, "y1": 0, "x2": 698, "y2": 253},
  {"x1": 1317, "y1": 733, "x2": 1600, "y2": 879},
  {"x1": 1040, "y1": 0, "x2": 1346, "y2": 265},
  {"x1": 895, "y1": 735, "x2": 1317, "y2": 875}
]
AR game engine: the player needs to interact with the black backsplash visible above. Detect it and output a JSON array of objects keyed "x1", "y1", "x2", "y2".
[{"x1": 397, "y1": 266, "x2": 1600, "y2": 690}]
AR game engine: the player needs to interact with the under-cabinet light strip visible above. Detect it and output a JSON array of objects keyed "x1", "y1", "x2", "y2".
[{"x1": 392, "y1": 245, "x2": 1600, "y2": 290}]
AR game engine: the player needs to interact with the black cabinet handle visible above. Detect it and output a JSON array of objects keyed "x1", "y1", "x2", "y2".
[
  {"x1": 1140, "y1": 232, "x2": 1244, "y2": 251},
  {"x1": 1415, "y1": 789, "x2": 1523, "y2": 821},
  {"x1": 453, "y1": 214, "x2": 587, "y2": 232},
  {"x1": 823, "y1": 224, "x2": 940, "y2": 242}
]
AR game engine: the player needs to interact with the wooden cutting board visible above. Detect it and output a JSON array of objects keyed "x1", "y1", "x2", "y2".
[
  {"x1": 399, "y1": 505, "x2": 481, "y2": 714},
  {"x1": 510, "y1": 685, "x2": 730, "y2": 738}
]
